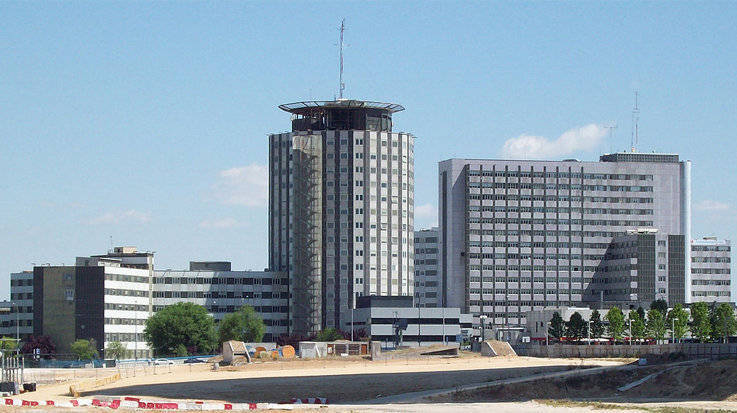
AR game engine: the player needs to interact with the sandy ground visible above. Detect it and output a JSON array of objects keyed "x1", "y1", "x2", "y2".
[{"x1": 16, "y1": 355, "x2": 622, "y2": 404}]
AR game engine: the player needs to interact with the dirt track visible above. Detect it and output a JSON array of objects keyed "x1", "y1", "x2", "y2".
[{"x1": 19, "y1": 355, "x2": 622, "y2": 404}]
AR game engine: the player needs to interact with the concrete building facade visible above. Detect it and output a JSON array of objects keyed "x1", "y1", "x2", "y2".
[
  {"x1": 690, "y1": 237, "x2": 732, "y2": 303},
  {"x1": 414, "y1": 227, "x2": 440, "y2": 308},
  {"x1": 152, "y1": 266, "x2": 289, "y2": 341},
  {"x1": 439, "y1": 153, "x2": 691, "y2": 330},
  {"x1": 269, "y1": 99, "x2": 415, "y2": 335},
  {"x1": 0, "y1": 272, "x2": 34, "y2": 340}
]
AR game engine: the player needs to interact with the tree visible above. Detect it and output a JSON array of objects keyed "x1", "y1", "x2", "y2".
[
  {"x1": 565, "y1": 312, "x2": 587, "y2": 342},
  {"x1": 690, "y1": 302, "x2": 712, "y2": 342},
  {"x1": 628, "y1": 311, "x2": 646, "y2": 342},
  {"x1": 21, "y1": 335, "x2": 56, "y2": 358},
  {"x1": 71, "y1": 339, "x2": 99, "y2": 360},
  {"x1": 646, "y1": 309, "x2": 667, "y2": 342},
  {"x1": 650, "y1": 299, "x2": 668, "y2": 315},
  {"x1": 144, "y1": 302, "x2": 216, "y2": 356},
  {"x1": 605, "y1": 307, "x2": 625, "y2": 341},
  {"x1": 217, "y1": 305, "x2": 266, "y2": 344},
  {"x1": 315, "y1": 328, "x2": 343, "y2": 342},
  {"x1": 105, "y1": 341, "x2": 126, "y2": 360},
  {"x1": 0, "y1": 337, "x2": 19, "y2": 351},
  {"x1": 548, "y1": 312, "x2": 565, "y2": 341},
  {"x1": 710, "y1": 303, "x2": 737, "y2": 343},
  {"x1": 589, "y1": 310, "x2": 605, "y2": 339},
  {"x1": 637, "y1": 306, "x2": 646, "y2": 321},
  {"x1": 666, "y1": 304, "x2": 689, "y2": 342}
]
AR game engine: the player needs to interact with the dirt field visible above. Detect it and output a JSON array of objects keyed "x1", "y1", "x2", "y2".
[
  {"x1": 16, "y1": 355, "x2": 623, "y2": 404},
  {"x1": 430, "y1": 359, "x2": 737, "y2": 409}
]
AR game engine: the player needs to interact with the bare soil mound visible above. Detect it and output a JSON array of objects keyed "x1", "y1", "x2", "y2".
[{"x1": 432, "y1": 359, "x2": 737, "y2": 403}]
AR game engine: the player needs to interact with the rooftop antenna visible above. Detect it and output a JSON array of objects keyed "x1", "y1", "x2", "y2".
[
  {"x1": 630, "y1": 91, "x2": 639, "y2": 152},
  {"x1": 605, "y1": 122, "x2": 617, "y2": 153},
  {"x1": 109, "y1": 235, "x2": 113, "y2": 253},
  {"x1": 338, "y1": 18, "x2": 346, "y2": 100}
]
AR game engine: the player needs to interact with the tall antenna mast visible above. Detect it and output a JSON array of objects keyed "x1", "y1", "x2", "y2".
[
  {"x1": 605, "y1": 122, "x2": 617, "y2": 153},
  {"x1": 338, "y1": 18, "x2": 346, "y2": 99},
  {"x1": 630, "y1": 91, "x2": 639, "y2": 152}
]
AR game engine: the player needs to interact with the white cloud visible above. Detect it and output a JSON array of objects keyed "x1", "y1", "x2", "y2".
[
  {"x1": 694, "y1": 200, "x2": 731, "y2": 211},
  {"x1": 199, "y1": 218, "x2": 240, "y2": 229},
  {"x1": 501, "y1": 124, "x2": 607, "y2": 160},
  {"x1": 212, "y1": 164, "x2": 268, "y2": 207},
  {"x1": 414, "y1": 203, "x2": 437, "y2": 228},
  {"x1": 88, "y1": 209, "x2": 151, "y2": 225}
]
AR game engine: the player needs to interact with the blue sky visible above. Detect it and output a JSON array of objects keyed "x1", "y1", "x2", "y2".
[{"x1": 1, "y1": 2, "x2": 735, "y2": 299}]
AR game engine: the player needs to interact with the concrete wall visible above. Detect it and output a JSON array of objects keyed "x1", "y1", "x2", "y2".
[{"x1": 514, "y1": 342, "x2": 737, "y2": 359}]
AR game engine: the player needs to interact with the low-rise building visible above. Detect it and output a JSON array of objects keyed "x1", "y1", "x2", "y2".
[
  {"x1": 690, "y1": 237, "x2": 732, "y2": 303},
  {"x1": 348, "y1": 296, "x2": 471, "y2": 347}
]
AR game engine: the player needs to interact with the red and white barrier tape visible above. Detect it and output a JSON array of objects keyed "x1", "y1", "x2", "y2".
[{"x1": 4, "y1": 396, "x2": 328, "y2": 410}]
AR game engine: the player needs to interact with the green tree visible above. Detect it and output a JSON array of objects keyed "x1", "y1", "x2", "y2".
[
  {"x1": 105, "y1": 341, "x2": 126, "y2": 360},
  {"x1": 647, "y1": 309, "x2": 667, "y2": 342},
  {"x1": 628, "y1": 311, "x2": 646, "y2": 342},
  {"x1": 690, "y1": 302, "x2": 712, "y2": 342},
  {"x1": 605, "y1": 307, "x2": 625, "y2": 341},
  {"x1": 217, "y1": 305, "x2": 266, "y2": 344},
  {"x1": 0, "y1": 337, "x2": 19, "y2": 351},
  {"x1": 144, "y1": 302, "x2": 216, "y2": 356},
  {"x1": 71, "y1": 339, "x2": 99, "y2": 360},
  {"x1": 316, "y1": 328, "x2": 343, "y2": 342},
  {"x1": 565, "y1": 312, "x2": 587, "y2": 342},
  {"x1": 637, "y1": 306, "x2": 646, "y2": 321},
  {"x1": 710, "y1": 303, "x2": 737, "y2": 343},
  {"x1": 589, "y1": 310, "x2": 605, "y2": 339},
  {"x1": 548, "y1": 312, "x2": 566, "y2": 340},
  {"x1": 650, "y1": 299, "x2": 668, "y2": 315},
  {"x1": 666, "y1": 304, "x2": 689, "y2": 342}
]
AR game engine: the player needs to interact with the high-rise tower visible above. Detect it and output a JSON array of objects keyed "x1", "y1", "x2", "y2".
[{"x1": 269, "y1": 99, "x2": 415, "y2": 336}]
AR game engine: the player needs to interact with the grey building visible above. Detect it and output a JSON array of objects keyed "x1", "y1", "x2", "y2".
[
  {"x1": 588, "y1": 229, "x2": 686, "y2": 307},
  {"x1": 439, "y1": 152, "x2": 691, "y2": 330},
  {"x1": 1, "y1": 271, "x2": 34, "y2": 341},
  {"x1": 152, "y1": 266, "x2": 289, "y2": 341},
  {"x1": 349, "y1": 296, "x2": 471, "y2": 347},
  {"x1": 414, "y1": 227, "x2": 440, "y2": 308},
  {"x1": 690, "y1": 237, "x2": 732, "y2": 303},
  {"x1": 269, "y1": 99, "x2": 415, "y2": 335}
]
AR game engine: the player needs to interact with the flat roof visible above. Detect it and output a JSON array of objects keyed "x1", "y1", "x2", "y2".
[{"x1": 279, "y1": 99, "x2": 404, "y2": 114}]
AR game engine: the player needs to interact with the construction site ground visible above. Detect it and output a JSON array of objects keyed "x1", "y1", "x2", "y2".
[{"x1": 6, "y1": 355, "x2": 737, "y2": 412}]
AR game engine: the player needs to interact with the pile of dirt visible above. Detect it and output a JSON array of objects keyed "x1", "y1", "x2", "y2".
[
  {"x1": 432, "y1": 359, "x2": 737, "y2": 403},
  {"x1": 481, "y1": 340, "x2": 517, "y2": 357}
]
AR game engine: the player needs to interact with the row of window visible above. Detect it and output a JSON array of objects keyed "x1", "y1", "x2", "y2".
[
  {"x1": 153, "y1": 291, "x2": 288, "y2": 299},
  {"x1": 691, "y1": 268, "x2": 731, "y2": 274},
  {"x1": 153, "y1": 277, "x2": 288, "y2": 285},
  {"x1": 692, "y1": 291, "x2": 731, "y2": 297},
  {"x1": 470, "y1": 276, "x2": 588, "y2": 283},
  {"x1": 692, "y1": 280, "x2": 731, "y2": 286},
  {"x1": 468, "y1": 182, "x2": 654, "y2": 192},
  {"x1": 467, "y1": 195, "x2": 654, "y2": 204},
  {"x1": 692, "y1": 257, "x2": 731, "y2": 263},
  {"x1": 105, "y1": 274, "x2": 149, "y2": 283},
  {"x1": 466, "y1": 215, "x2": 654, "y2": 227},
  {"x1": 470, "y1": 289, "x2": 583, "y2": 295},
  {"x1": 10, "y1": 279, "x2": 32, "y2": 287},
  {"x1": 692, "y1": 246, "x2": 730, "y2": 252},
  {"x1": 466, "y1": 263, "x2": 637, "y2": 273},
  {"x1": 467, "y1": 171, "x2": 653, "y2": 180}
]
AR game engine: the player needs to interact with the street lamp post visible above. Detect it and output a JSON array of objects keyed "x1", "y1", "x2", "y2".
[
  {"x1": 629, "y1": 318, "x2": 633, "y2": 346},
  {"x1": 479, "y1": 315, "x2": 488, "y2": 343}
]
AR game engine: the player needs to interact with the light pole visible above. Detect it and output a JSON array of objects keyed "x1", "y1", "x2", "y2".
[
  {"x1": 671, "y1": 318, "x2": 675, "y2": 344},
  {"x1": 545, "y1": 321, "x2": 549, "y2": 346},
  {"x1": 629, "y1": 318, "x2": 633, "y2": 346},
  {"x1": 587, "y1": 320, "x2": 591, "y2": 346},
  {"x1": 479, "y1": 315, "x2": 488, "y2": 343}
]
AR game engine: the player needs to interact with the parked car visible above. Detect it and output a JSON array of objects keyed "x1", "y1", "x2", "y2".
[
  {"x1": 184, "y1": 358, "x2": 205, "y2": 364},
  {"x1": 152, "y1": 358, "x2": 174, "y2": 365}
]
